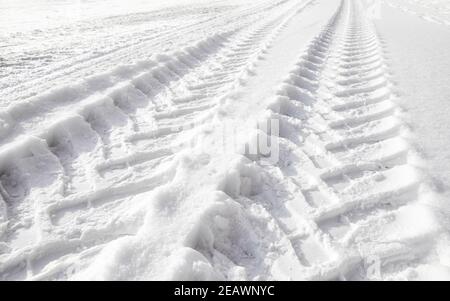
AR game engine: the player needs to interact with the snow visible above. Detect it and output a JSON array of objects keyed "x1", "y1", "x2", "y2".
[
  {"x1": 374, "y1": 1, "x2": 450, "y2": 280},
  {"x1": 1, "y1": 0, "x2": 450, "y2": 281}
]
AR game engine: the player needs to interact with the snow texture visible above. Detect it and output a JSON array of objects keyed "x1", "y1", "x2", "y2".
[{"x1": 0, "y1": 0, "x2": 450, "y2": 280}]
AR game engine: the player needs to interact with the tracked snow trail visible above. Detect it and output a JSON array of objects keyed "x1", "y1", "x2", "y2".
[
  {"x1": 0, "y1": 0, "x2": 447, "y2": 280},
  {"x1": 0, "y1": 0, "x2": 294, "y2": 108},
  {"x1": 182, "y1": 0, "x2": 441, "y2": 280},
  {"x1": 254, "y1": 0, "x2": 441, "y2": 279},
  {"x1": 0, "y1": 0, "x2": 328, "y2": 280}
]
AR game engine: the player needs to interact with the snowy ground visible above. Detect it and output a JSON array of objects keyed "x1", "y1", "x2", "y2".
[{"x1": 1, "y1": 0, "x2": 450, "y2": 281}]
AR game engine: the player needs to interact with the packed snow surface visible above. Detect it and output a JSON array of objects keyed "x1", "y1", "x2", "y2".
[{"x1": 1, "y1": 0, "x2": 450, "y2": 280}]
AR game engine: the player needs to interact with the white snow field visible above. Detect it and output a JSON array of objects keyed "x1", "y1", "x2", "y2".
[{"x1": 1, "y1": 0, "x2": 450, "y2": 280}]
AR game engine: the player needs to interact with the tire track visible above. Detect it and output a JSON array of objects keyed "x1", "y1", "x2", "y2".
[
  {"x1": 1, "y1": 0, "x2": 436, "y2": 281},
  {"x1": 213, "y1": 0, "x2": 438, "y2": 280},
  {"x1": 0, "y1": 0, "x2": 314, "y2": 280},
  {"x1": 296, "y1": 0, "x2": 435, "y2": 280},
  {"x1": 0, "y1": 0, "x2": 296, "y2": 107}
]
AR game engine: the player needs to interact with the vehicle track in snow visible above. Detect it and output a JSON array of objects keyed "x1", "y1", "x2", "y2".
[
  {"x1": 0, "y1": 0, "x2": 293, "y2": 108},
  {"x1": 0, "y1": 0, "x2": 315, "y2": 280},
  {"x1": 0, "y1": 0, "x2": 441, "y2": 281},
  {"x1": 208, "y1": 0, "x2": 438, "y2": 280},
  {"x1": 309, "y1": 3, "x2": 431, "y2": 278}
]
